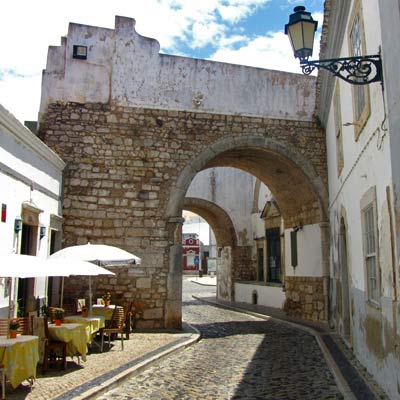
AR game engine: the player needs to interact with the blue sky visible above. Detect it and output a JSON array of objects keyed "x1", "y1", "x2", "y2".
[{"x1": 0, "y1": 0, "x2": 323, "y2": 124}]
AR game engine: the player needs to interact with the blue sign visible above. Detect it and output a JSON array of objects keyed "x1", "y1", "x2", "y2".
[{"x1": 194, "y1": 256, "x2": 199, "y2": 265}]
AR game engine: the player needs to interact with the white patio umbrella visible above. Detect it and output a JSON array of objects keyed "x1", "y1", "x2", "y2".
[
  {"x1": 49, "y1": 243, "x2": 137, "y2": 309},
  {"x1": 0, "y1": 253, "x2": 113, "y2": 336},
  {"x1": 49, "y1": 243, "x2": 141, "y2": 266}
]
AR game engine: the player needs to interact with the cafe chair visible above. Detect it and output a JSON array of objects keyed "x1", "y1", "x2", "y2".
[
  {"x1": 123, "y1": 301, "x2": 134, "y2": 340},
  {"x1": 0, "y1": 317, "x2": 29, "y2": 336},
  {"x1": 99, "y1": 306, "x2": 126, "y2": 352},
  {"x1": 76, "y1": 299, "x2": 86, "y2": 313},
  {"x1": 0, "y1": 319, "x2": 8, "y2": 336},
  {"x1": 0, "y1": 363, "x2": 4, "y2": 399},
  {"x1": 32, "y1": 316, "x2": 67, "y2": 374}
]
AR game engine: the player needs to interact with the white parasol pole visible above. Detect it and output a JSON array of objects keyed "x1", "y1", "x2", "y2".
[
  {"x1": 88, "y1": 277, "x2": 93, "y2": 312},
  {"x1": 60, "y1": 277, "x2": 64, "y2": 308}
]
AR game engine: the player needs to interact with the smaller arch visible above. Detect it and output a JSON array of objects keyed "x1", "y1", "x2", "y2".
[{"x1": 183, "y1": 197, "x2": 237, "y2": 248}]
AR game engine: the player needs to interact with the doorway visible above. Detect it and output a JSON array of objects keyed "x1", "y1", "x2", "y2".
[
  {"x1": 17, "y1": 223, "x2": 37, "y2": 314},
  {"x1": 266, "y1": 228, "x2": 281, "y2": 283},
  {"x1": 339, "y1": 218, "x2": 351, "y2": 337}
]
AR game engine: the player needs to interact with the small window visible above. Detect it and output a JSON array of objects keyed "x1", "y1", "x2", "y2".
[
  {"x1": 361, "y1": 188, "x2": 380, "y2": 304},
  {"x1": 348, "y1": 0, "x2": 370, "y2": 139},
  {"x1": 73, "y1": 45, "x2": 88, "y2": 60}
]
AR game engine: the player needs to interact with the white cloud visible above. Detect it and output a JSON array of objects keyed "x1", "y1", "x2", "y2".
[{"x1": 210, "y1": 31, "x2": 297, "y2": 72}]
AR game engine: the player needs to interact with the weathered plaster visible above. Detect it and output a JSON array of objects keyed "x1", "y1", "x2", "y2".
[{"x1": 40, "y1": 16, "x2": 316, "y2": 124}]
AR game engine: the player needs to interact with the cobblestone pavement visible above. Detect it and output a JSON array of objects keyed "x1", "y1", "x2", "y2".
[{"x1": 97, "y1": 298, "x2": 343, "y2": 400}]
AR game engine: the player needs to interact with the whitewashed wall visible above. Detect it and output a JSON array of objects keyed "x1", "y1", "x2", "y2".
[
  {"x1": 322, "y1": 1, "x2": 399, "y2": 398},
  {"x1": 285, "y1": 224, "x2": 323, "y2": 277},
  {"x1": 40, "y1": 17, "x2": 316, "y2": 123},
  {"x1": 0, "y1": 105, "x2": 65, "y2": 317},
  {"x1": 187, "y1": 167, "x2": 255, "y2": 246},
  {"x1": 235, "y1": 282, "x2": 285, "y2": 309}
]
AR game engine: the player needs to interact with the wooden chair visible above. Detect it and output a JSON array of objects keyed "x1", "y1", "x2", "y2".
[
  {"x1": 0, "y1": 317, "x2": 29, "y2": 336},
  {"x1": 76, "y1": 299, "x2": 86, "y2": 313},
  {"x1": 0, "y1": 363, "x2": 4, "y2": 400},
  {"x1": 123, "y1": 302, "x2": 134, "y2": 340},
  {"x1": 99, "y1": 306, "x2": 126, "y2": 352},
  {"x1": 0, "y1": 319, "x2": 8, "y2": 336},
  {"x1": 32, "y1": 316, "x2": 67, "y2": 374}
]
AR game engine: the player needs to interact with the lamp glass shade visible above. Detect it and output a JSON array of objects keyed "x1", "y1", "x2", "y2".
[{"x1": 285, "y1": 7, "x2": 318, "y2": 62}]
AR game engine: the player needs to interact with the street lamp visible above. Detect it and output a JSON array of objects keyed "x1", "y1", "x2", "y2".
[{"x1": 285, "y1": 6, "x2": 383, "y2": 85}]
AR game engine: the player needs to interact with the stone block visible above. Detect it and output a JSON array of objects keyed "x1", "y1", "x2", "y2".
[
  {"x1": 136, "y1": 278, "x2": 152, "y2": 289},
  {"x1": 143, "y1": 308, "x2": 163, "y2": 320}
]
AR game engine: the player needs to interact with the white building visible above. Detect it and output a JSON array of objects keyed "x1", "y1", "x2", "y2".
[
  {"x1": 318, "y1": 1, "x2": 400, "y2": 398},
  {"x1": 0, "y1": 105, "x2": 65, "y2": 317}
]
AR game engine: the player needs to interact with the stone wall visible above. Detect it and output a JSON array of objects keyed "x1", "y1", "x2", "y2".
[
  {"x1": 283, "y1": 276, "x2": 326, "y2": 321},
  {"x1": 40, "y1": 101, "x2": 327, "y2": 328}
]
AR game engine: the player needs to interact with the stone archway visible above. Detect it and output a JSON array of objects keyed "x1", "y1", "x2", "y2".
[
  {"x1": 38, "y1": 15, "x2": 328, "y2": 329},
  {"x1": 165, "y1": 135, "x2": 329, "y2": 327},
  {"x1": 166, "y1": 135, "x2": 328, "y2": 228},
  {"x1": 184, "y1": 197, "x2": 238, "y2": 301}
]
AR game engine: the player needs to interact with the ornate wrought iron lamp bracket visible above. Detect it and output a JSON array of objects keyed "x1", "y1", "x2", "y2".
[{"x1": 300, "y1": 54, "x2": 383, "y2": 85}]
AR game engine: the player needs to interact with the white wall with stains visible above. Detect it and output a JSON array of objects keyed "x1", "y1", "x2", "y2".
[
  {"x1": 40, "y1": 16, "x2": 316, "y2": 123},
  {"x1": 322, "y1": 1, "x2": 400, "y2": 398}
]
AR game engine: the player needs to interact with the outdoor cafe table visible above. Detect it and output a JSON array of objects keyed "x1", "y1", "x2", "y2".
[
  {"x1": 0, "y1": 335, "x2": 39, "y2": 389},
  {"x1": 63, "y1": 315, "x2": 105, "y2": 344},
  {"x1": 48, "y1": 323, "x2": 88, "y2": 361},
  {"x1": 91, "y1": 305, "x2": 117, "y2": 320}
]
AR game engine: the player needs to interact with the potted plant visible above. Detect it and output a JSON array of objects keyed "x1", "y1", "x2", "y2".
[
  {"x1": 54, "y1": 309, "x2": 63, "y2": 326},
  {"x1": 9, "y1": 318, "x2": 19, "y2": 338},
  {"x1": 102, "y1": 291, "x2": 111, "y2": 307}
]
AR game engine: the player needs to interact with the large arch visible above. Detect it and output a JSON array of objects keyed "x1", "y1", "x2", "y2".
[
  {"x1": 166, "y1": 135, "x2": 328, "y2": 228},
  {"x1": 165, "y1": 134, "x2": 330, "y2": 328}
]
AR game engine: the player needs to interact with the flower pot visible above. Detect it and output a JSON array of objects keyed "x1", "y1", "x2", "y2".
[
  {"x1": 9, "y1": 330, "x2": 17, "y2": 339},
  {"x1": 104, "y1": 301, "x2": 110, "y2": 307},
  {"x1": 82, "y1": 310, "x2": 89, "y2": 318},
  {"x1": 55, "y1": 319, "x2": 62, "y2": 326}
]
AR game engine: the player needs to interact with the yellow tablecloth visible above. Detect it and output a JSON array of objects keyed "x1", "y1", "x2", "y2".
[
  {"x1": 48, "y1": 323, "x2": 87, "y2": 361},
  {"x1": 0, "y1": 335, "x2": 39, "y2": 389},
  {"x1": 63, "y1": 316, "x2": 105, "y2": 343},
  {"x1": 91, "y1": 305, "x2": 116, "y2": 320}
]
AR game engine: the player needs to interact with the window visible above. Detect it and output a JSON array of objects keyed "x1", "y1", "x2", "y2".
[
  {"x1": 348, "y1": 0, "x2": 370, "y2": 139},
  {"x1": 257, "y1": 247, "x2": 264, "y2": 282},
  {"x1": 361, "y1": 188, "x2": 380, "y2": 304},
  {"x1": 334, "y1": 82, "x2": 344, "y2": 175},
  {"x1": 266, "y1": 228, "x2": 281, "y2": 283}
]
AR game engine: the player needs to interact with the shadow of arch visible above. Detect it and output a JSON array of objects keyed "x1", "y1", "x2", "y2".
[
  {"x1": 167, "y1": 135, "x2": 328, "y2": 228},
  {"x1": 183, "y1": 197, "x2": 237, "y2": 248}
]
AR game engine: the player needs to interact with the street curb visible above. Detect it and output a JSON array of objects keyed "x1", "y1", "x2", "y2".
[
  {"x1": 69, "y1": 324, "x2": 201, "y2": 400},
  {"x1": 192, "y1": 295, "x2": 360, "y2": 400},
  {"x1": 188, "y1": 278, "x2": 217, "y2": 287}
]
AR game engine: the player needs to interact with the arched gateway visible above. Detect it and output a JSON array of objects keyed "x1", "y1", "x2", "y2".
[{"x1": 39, "y1": 16, "x2": 328, "y2": 329}]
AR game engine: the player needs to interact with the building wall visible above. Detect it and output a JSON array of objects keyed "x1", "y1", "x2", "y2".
[
  {"x1": 320, "y1": 1, "x2": 400, "y2": 398},
  {"x1": 186, "y1": 168, "x2": 255, "y2": 247},
  {"x1": 0, "y1": 104, "x2": 65, "y2": 317},
  {"x1": 40, "y1": 17, "x2": 316, "y2": 123},
  {"x1": 235, "y1": 282, "x2": 285, "y2": 309}
]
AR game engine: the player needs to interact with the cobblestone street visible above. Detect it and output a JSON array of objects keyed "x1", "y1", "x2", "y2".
[{"x1": 97, "y1": 282, "x2": 343, "y2": 400}]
